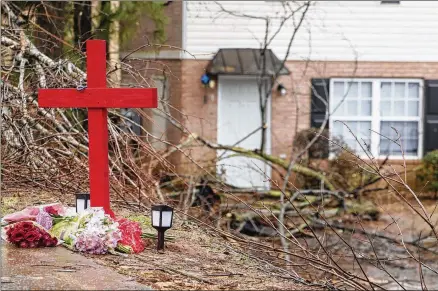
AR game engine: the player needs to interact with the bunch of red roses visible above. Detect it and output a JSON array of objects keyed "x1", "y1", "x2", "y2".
[{"x1": 5, "y1": 221, "x2": 58, "y2": 248}]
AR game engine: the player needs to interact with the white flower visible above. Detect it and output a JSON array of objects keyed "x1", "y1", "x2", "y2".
[{"x1": 71, "y1": 209, "x2": 122, "y2": 254}]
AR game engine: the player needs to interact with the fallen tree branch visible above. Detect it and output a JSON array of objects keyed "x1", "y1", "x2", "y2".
[{"x1": 191, "y1": 134, "x2": 337, "y2": 191}]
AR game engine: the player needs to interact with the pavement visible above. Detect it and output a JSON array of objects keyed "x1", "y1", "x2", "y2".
[{"x1": 1, "y1": 243, "x2": 151, "y2": 290}]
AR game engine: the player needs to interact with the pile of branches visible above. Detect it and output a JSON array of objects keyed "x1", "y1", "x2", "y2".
[{"x1": 0, "y1": 1, "x2": 171, "y2": 204}]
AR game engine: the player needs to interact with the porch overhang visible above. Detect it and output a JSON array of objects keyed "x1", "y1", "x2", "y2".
[{"x1": 206, "y1": 48, "x2": 290, "y2": 76}]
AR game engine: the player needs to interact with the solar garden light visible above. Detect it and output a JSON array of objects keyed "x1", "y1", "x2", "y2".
[
  {"x1": 151, "y1": 205, "x2": 174, "y2": 251},
  {"x1": 75, "y1": 193, "x2": 90, "y2": 213}
]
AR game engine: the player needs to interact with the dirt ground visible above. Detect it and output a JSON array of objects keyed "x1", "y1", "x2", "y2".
[{"x1": 1, "y1": 188, "x2": 316, "y2": 290}]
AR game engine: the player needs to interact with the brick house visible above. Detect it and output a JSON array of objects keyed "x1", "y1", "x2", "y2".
[{"x1": 122, "y1": 1, "x2": 438, "y2": 189}]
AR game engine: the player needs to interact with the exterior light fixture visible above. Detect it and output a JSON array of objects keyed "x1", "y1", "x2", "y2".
[
  {"x1": 201, "y1": 74, "x2": 210, "y2": 85},
  {"x1": 151, "y1": 204, "x2": 174, "y2": 251},
  {"x1": 277, "y1": 84, "x2": 287, "y2": 96},
  {"x1": 75, "y1": 193, "x2": 90, "y2": 213},
  {"x1": 201, "y1": 74, "x2": 216, "y2": 89}
]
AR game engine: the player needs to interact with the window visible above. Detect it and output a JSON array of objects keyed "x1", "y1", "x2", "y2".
[{"x1": 330, "y1": 79, "x2": 423, "y2": 159}]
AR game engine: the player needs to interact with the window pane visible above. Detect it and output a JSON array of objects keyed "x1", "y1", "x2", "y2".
[
  {"x1": 379, "y1": 121, "x2": 418, "y2": 156},
  {"x1": 361, "y1": 100, "x2": 371, "y2": 116},
  {"x1": 346, "y1": 82, "x2": 359, "y2": 98},
  {"x1": 380, "y1": 139, "x2": 390, "y2": 155},
  {"x1": 394, "y1": 101, "x2": 405, "y2": 116},
  {"x1": 333, "y1": 82, "x2": 344, "y2": 98},
  {"x1": 380, "y1": 121, "x2": 391, "y2": 137},
  {"x1": 344, "y1": 121, "x2": 357, "y2": 132},
  {"x1": 394, "y1": 82, "x2": 406, "y2": 98},
  {"x1": 345, "y1": 139, "x2": 356, "y2": 151},
  {"x1": 407, "y1": 101, "x2": 419, "y2": 117},
  {"x1": 359, "y1": 121, "x2": 371, "y2": 133},
  {"x1": 332, "y1": 120, "x2": 371, "y2": 155},
  {"x1": 358, "y1": 121, "x2": 372, "y2": 153},
  {"x1": 361, "y1": 82, "x2": 372, "y2": 97},
  {"x1": 332, "y1": 121, "x2": 343, "y2": 137},
  {"x1": 331, "y1": 99, "x2": 345, "y2": 116},
  {"x1": 346, "y1": 101, "x2": 358, "y2": 116},
  {"x1": 381, "y1": 82, "x2": 392, "y2": 98},
  {"x1": 390, "y1": 142, "x2": 402, "y2": 155},
  {"x1": 408, "y1": 83, "x2": 419, "y2": 98},
  {"x1": 406, "y1": 139, "x2": 418, "y2": 154},
  {"x1": 380, "y1": 101, "x2": 391, "y2": 116},
  {"x1": 405, "y1": 122, "x2": 418, "y2": 137}
]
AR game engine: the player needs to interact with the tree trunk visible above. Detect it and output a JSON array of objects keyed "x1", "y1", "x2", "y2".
[{"x1": 108, "y1": 1, "x2": 121, "y2": 86}]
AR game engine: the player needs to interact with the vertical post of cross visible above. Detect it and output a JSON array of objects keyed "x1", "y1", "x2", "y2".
[{"x1": 86, "y1": 40, "x2": 114, "y2": 217}]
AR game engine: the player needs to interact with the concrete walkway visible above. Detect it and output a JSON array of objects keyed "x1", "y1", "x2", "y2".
[{"x1": 1, "y1": 243, "x2": 151, "y2": 290}]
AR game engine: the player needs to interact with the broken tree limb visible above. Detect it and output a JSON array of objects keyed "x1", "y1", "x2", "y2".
[
  {"x1": 191, "y1": 134, "x2": 337, "y2": 191},
  {"x1": 310, "y1": 219, "x2": 438, "y2": 255},
  {"x1": 264, "y1": 189, "x2": 345, "y2": 200}
]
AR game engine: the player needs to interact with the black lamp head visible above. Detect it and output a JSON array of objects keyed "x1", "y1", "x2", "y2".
[
  {"x1": 151, "y1": 204, "x2": 174, "y2": 230},
  {"x1": 75, "y1": 193, "x2": 90, "y2": 213}
]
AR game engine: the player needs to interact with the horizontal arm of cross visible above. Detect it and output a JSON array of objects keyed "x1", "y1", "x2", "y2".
[{"x1": 38, "y1": 88, "x2": 158, "y2": 108}]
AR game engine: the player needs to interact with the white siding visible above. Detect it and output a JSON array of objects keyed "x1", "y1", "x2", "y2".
[{"x1": 184, "y1": 1, "x2": 438, "y2": 62}]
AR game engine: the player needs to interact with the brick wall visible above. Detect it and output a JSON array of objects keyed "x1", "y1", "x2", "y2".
[
  {"x1": 174, "y1": 60, "x2": 438, "y2": 179},
  {"x1": 177, "y1": 61, "x2": 217, "y2": 173}
]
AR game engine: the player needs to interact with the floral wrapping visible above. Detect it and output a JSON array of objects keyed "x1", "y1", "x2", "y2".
[{"x1": 2, "y1": 203, "x2": 65, "y2": 224}]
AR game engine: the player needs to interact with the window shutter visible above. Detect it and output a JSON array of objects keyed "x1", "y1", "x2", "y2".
[
  {"x1": 309, "y1": 79, "x2": 330, "y2": 159},
  {"x1": 310, "y1": 78, "x2": 330, "y2": 129},
  {"x1": 424, "y1": 80, "x2": 438, "y2": 154}
]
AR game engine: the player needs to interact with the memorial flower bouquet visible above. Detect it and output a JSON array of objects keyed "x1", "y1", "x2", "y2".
[
  {"x1": 2, "y1": 221, "x2": 58, "y2": 248},
  {"x1": 115, "y1": 218, "x2": 145, "y2": 254},
  {"x1": 2, "y1": 203, "x2": 148, "y2": 254},
  {"x1": 50, "y1": 208, "x2": 122, "y2": 254},
  {"x1": 2, "y1": 203, "x2": 66, "y2": 225}
]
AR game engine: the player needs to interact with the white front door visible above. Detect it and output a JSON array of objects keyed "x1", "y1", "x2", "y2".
[{"x1": 217, "y1": 76, "x2": 271, "y2": 189}]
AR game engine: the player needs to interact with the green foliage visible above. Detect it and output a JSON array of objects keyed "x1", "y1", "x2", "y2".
[
  {"x1": 126, "y1": 214, "x2": 152, "y2": 231},
  {"x1": 117, "y1": 2, "x2": 168, "y2": 45},
  {"x1": 417, "y1": 150, "x2": 438, "y2": 194},
  {"x1": 95, "y1": 1, "x2": 168, "y2": 48},
  {"x1": 59, "y1": 1, "x2": 167, "y2": 55}
]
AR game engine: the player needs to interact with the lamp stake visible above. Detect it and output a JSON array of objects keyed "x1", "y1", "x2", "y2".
[{"x1": 157, "y1": 231, "x2": 165, "y2": 251}]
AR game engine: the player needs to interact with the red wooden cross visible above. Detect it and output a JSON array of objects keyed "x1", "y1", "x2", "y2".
[{"x1": 38, "y1": 40, "x2": 157, "y2": 217}]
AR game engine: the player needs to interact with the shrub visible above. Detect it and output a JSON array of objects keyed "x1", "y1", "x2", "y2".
[
  {"x1": 417, "y1": 150, "x2": 438, "y2": 196},
  {"x1": 294, "y1": 128, "x2": 329, "y2": 159},
  {"x1": 292, "y1": 128, "x2": 373, "y2": 192}
]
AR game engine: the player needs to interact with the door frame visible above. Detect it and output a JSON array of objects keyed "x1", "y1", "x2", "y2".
[{"x1": 217, "y1": 75, "x2": 272, "y2": 189}]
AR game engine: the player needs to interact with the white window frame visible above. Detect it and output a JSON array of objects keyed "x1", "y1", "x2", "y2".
[{"x1": 329, "y1": 78, "x2": 424, "y2": 160}]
